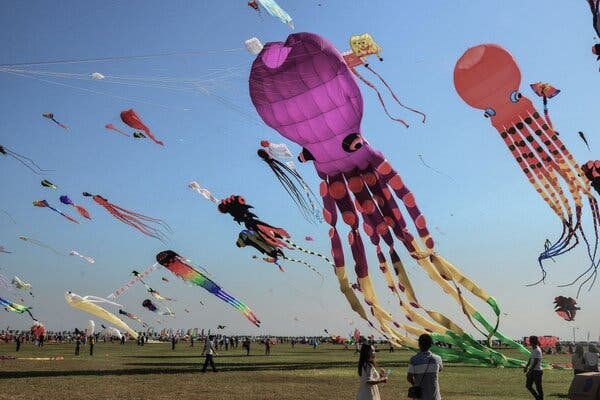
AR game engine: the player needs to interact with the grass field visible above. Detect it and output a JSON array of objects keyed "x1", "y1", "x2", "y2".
[{"x1": 0, "y1": 342, "x2": 575, "y2": 399}]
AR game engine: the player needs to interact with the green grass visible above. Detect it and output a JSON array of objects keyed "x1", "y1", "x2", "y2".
[{"x1": 0, "y1": 342, "x2": 574, "y2": 399}]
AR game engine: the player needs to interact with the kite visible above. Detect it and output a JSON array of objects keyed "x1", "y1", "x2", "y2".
[
  {"x1": 105, "y1": 123, "x2": 130, "y2": 137},
  {"x1": 305, "y1": 236, "x2": 314, "y2": 241},
  {"x1": 64, "y1": 292, "x2": 138, "y2": 339},
  {"x1": 107, "y1": 263, "x2": 159, "y2": 299},
  {"x1": 0, "y1": 144, "x2": 49, "y2": 174},
  {"x1": 120, "y1": 109, "x2": 164, "y2": 146},
  {"x1": 249, "y1": 32, "x2": 528, "y2": 367},
  {"x1": 156, "y1": 250, "x2": 261, "y2": 327},
  {"x1": 102, "y1": 326, "x2": 122, "y2": 340},
  {"x1": 11, "y1": 276, "x2": 34, "y2": 297},
  {"x1": 188, "y1": 181, "x2": 219, "y2": 204},
  {"x1": 42, "y1": 112, "x2": 68, "y2": 130},
  {"x1": 59, "y1": 195, "x2": 91, "y2": 220},
  {"x1": 118, "y1": 309, "x2": 148, "y2": 327},
  {"x1": 142, "y1": 299, "x2": 174, "y2": 316},
  {"x1": 341, "y1": 34, "x2": 426, "y2": 127},
  {"x1": 553, "y1": 296, "x2": 580, "y2": 321},
  {"x1": 87, "y1": 320, "x2": 95, "y2": 336},
  {"x1": 134, "y1": 271, "x2": 172, "y2": 302},
  {"x1": 454, "y1": 44, "x2": 600, "y2": 290},
  {"x1": 133, "y1": 132, "x2": 146, "y2": 139},
  {"x1": 19, "y1": 236, "x2": 63, "y2": 256},
  {"x1": 586, "y1": 0, "x2": 600, "y2": 60},
  {"x1": 220, "y1": 195, "x2": 329, "y2": 278},
  {"x1": 582, "y1": 160, "x2": 600, "y2": 196},
  {"x1": 91, "y1": 72, "x2": 105, "y2": 80},
  {"x1": 0, "y1": 246, "x2": 10, "y2": 254},
  {"x1": 530, "y1": 82, "x2": 560, "y2": 128},
  {"x1": 161, "y1": 277, "x2": 169, "y2": 282},
  {"x1": 41, "y1": 179, "x2": 58, "y2": 190},
  {"x1": 257, "y1": 145, "x2": 322, "y2": 223},
  {"x1": 33, "y1": 200, "x2": 79, "y2": 224},
  {"x1": 82, "y1": 192, "x2": 169, "y2": 240},
  {"x1": 69, "y1": 250, "x2": 95, "y2": 264},
  {"x1": 184, "y1": 308, "x2": 190, "y2": 313},
  {"x1": 0, "y1": 296, "x2": 36, "y2": 320},
  {"x1": 579, "y1": 131, "x2": 591, "y2": 151},
  {"x1": 249, "y1": 0, "x2": 294, "y2": 28},
  {"x1": 217, "y1": 325, "x2": 226, "y2": 329}
]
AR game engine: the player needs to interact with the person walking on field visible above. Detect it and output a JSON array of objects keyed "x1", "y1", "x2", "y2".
[
  {"x1": 15, "y1": 336, "x2": 21, "y2": 352},
  {"x1": 524, "y1": 335, "x2": 543, "y2": 400},
  {"x1": 357, "y1": 343, "x2": 387, "y2": 400},
  {"x1": 75, "y1": 335, "x2": 81, "y2": 356},
  {"x1": 89, "y1": 335, "x2": 94, "y2": 356},
  {"x1": 265, "y1": 338, "x2": 271, "y2": 356},
  {"x1": 201, "y1": 335, "x2": 218, "y2": 373},
  {"x1": 407, "y1": 334, "x2": 443, "y2": 400}
]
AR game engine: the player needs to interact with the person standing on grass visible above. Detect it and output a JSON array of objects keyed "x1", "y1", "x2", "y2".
[
  {"x1": 524, "y1": 335, "x2": 543, "y2": 400},
  {"x1": 89, "y1": 335, "x2": 94, "y2": 356},
  {"x1": 201, "y1": 335, "x2": 218, "y2": 373},
  {"x1": 191, "y1": 336, "x2": 194, "y2": 347},
  {"x1": 265, "y1": 338, "x2": 271, "y2": 356},
  {"x1": 15, "y1": 335, "x2": 21, "y2": 352},
  {"x1": 407, "y1": 334, "x2": 443, "y2": 400},
  {"x1": 572, "y1": 345, "x2": 586, "y2": 375},
  {"x1": 75, "y1": 335, "x2": 81, "y2": 356},
  {"x1": 584, "y1": 345, "x2": 600, "y2": 372},
  {"x1": 172, "y1": 335, "x2": 176, "y2": 351},
  {"x1": 357, "y1": 343, "x2": 387, "y2": 400}
]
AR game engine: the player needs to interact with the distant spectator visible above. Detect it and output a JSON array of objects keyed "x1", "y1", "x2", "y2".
[
  {"x1": 572, "y1": 345, "x2": 586, "y2": 375},
  {"x1": 584, "y1": 345, "x2": 600, "y2": 372},
  {"x1": 201, "y1": 336, "x2": 218, "y2": 373}
]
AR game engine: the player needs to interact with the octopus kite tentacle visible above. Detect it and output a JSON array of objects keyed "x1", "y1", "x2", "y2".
[{"x1": 83, "y1": 193, "x2": 169, "y2": 240}]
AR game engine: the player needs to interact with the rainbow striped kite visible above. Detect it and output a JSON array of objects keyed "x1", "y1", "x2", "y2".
[
  {"x1": 156, "y1": 250, "x2": 260, "y2": 327},
  {"x1": 0, "y1": 296, "x2": 36, "y2": 320}
]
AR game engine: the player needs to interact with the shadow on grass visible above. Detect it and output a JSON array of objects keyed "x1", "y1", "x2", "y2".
[{"x1": 0, "y1": 359, "x2": 407, "y2": 379}]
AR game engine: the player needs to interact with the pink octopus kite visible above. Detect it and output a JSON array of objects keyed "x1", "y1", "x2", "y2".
[{"x1": 248, "y1": 33, "x2": 524, "y2": 354}]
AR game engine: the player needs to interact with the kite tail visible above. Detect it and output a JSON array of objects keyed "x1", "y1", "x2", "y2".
[
  {"x1": 74, "y1": 205, "x2": 91, "y2": 220},
  {"x1": 141, "y1": 128, "x2": 164, "y2": 146},
  {"x1": 280, "y1": 237, "x2": 333, "y2": 266},
  {"x1": 351, "y1": 68, "x2": 409, "y2": 128},
  {"x1": 52, "y1": 118, "x2": 68, "y2": 130},
  {"x1": 26, "y1": 309, "x2": 37, "y2": 321},
  {"x1": 542, "y1": 96, "x2": 553, "y2": 128},
  {"x1": 281, "y1": 255, "x2": 323, "y2": 282},
  {"x1": 94, "y1": 197, "x2": 167, "y2": 240},
  {"x1": 364, "y1": 64, "x2": 427, "y2": 123},
  {"x1": 46, "y1": 204, "x2": 79, "y2": 224},
  {"x1": 5, "y1": 149, "x2": 51, "y2": 175}
]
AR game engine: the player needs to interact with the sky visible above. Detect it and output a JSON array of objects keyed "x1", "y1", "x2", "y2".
[{"x1": 0, "y1": 0, "x2": 599, "y2": 342}]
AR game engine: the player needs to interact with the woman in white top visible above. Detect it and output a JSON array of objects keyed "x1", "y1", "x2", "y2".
[{"x1": 357, "y1": 343, "x2": 387, "y2": 400}]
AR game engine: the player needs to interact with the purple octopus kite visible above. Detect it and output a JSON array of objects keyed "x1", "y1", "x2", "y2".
[{"x1": 248, "y1": 32, "x2": 517, "y2": 352}]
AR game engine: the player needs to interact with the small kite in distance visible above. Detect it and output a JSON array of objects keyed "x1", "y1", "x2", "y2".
[{"x1": 42, "y1": 113, "x2": 68, "y2": 130}]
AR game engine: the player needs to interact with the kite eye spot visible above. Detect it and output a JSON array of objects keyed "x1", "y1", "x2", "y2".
[
  {"x1": 298, "y1": 147, "x2": 314, "y2": 163},
  {"x1": 510, "y1": 91, "x2": 522, "y2": 103},
  {"x1": 484, "y1": 108, "x2": 496, "y2": 118},
  {"x1": 342, "y1": 133, "x2": 364, "y2": 152},
  {"x1": 238, "y1": 197, "x2": 246, "y2": 205}
]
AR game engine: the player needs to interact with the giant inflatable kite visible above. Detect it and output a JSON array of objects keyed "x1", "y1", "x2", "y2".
[
  {"x1": 249, "y1": 32, "x2": 527, "y2": 366},
  {"x1": 454, "y1": 44, "x2": 599, "y2": 290}
]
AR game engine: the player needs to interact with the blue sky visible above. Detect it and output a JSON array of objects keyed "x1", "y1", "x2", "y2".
[{"x1": 0, "y1": 0, "x2": 599, "y2": 342}]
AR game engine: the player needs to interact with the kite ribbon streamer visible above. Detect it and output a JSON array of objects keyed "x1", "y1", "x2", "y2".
[
  {"x1": 65, "y1": 292, "x2": 138, "y2": 339},
  {"x1": 33, "y1": 200, "x2": 79, "y2": 224},
  {"x1": 107, "y1": 263, "x2": 159, "y2": 299},
  {"x1": 156, "y1": 250, "x2": 261, "y2": 327},
  {"x1": 188, "y1": 181, "x2": 219, "y2": 204}
]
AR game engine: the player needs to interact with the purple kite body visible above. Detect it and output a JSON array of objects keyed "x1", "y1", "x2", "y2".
[{"x1": 248, "y1": 32, "x2": 506, "y2": 351}]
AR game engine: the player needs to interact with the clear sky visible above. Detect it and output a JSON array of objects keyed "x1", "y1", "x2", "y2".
[{"x1": 0, "y1": 0, "x2": 599, "y2": 342}]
